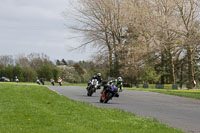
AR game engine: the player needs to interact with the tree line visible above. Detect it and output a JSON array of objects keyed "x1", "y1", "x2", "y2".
[
  {"x1": 0, "y1": 53, "x2": 61, "y2": 82},
  {"x1": 0, "y1": 53, "x2": 105, "y2": 83},
  {"x1": 66, "y1": 0, "x2": 200, "y2": 89}
]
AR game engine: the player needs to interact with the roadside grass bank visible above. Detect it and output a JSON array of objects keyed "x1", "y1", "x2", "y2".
[
  {"x1": 126, "y1": 87, "x2": 200, "y2": 100},
  {"x1": 0, "y1": 82, "x2": 87, "y2": 87},
  {"x1": 34, "y1": 82, "x2": 87, "y2": 87},
  {"x1": 0, "y1": 84, "x2": 183, "y2": 133}
]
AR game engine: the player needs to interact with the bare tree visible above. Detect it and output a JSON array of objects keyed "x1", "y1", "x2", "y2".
[
  {"x1": 0, "y1": 55, "x2": 14, "y2": 66},
  {"x1": 15, "y1": 54, "x2": 30, "y2": 68},
  {"x1": 171, "y1": 0, "x2": 200, "y2": 88},
  {"x1": 65, "y1": 0, "x2": 127, "y2": 76}
]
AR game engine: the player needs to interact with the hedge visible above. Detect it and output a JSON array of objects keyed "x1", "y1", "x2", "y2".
[{"x1": 136, "y1": 84, "x2": 178, "y2": 89}]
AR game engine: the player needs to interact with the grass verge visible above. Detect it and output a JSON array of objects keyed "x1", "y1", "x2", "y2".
[
  {"x1": 0, "y1": 82, "x2": 87, "y2": 87},
  {"x1": 126, "y1": 87, "x2": 200, "y2": 100},
  {"x1": 0, "y1": 84, "x2": 183, "y2": 133}
]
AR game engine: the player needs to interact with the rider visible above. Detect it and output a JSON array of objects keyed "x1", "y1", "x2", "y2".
[
  {"x1": 95, "y1": 73, "x2": 102, "y2": 89},
  {"x1": 58, "y1": 77, "x2": 62, "y2": 86},
  {"x1": 101, "y1": 80, "x2": 119, "y2": 100},
  {"x1": 102, "y1": 76, "x2": 123, "y2": 94},
  {"x1": 40, "y1": 78, "x2": 45, "y2": 85},
  {"x1": 115, "y1": 77, "x2": 123, "y2": 92},
  {"x1": 36, "y1": 77, "x2": 40, "y2": 85},
  {"x1": 87, "y1": 73, "x2": 102, "y2": 90},
  {"x1": 50, "y1": 78, "x2": 55, "y2": 86}
]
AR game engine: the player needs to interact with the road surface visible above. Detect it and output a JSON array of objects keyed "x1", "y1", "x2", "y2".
[{"x1": 48, "y1": 86, "x2": 200, "y2": 133}]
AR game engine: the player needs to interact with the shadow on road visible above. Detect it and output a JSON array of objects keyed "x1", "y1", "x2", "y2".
[
  {"x1": 93, "y1": 102, "x2": 119, "y2": 105},
  {"x1": 76, "y1": 95, "x2": 99, "y2": 98}
]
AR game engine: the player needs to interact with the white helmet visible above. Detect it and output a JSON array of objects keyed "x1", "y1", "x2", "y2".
[
  {"x1": 97, "y1": 73, "x2": 101, "y2": 77},
  {"x1": 118, "y1": 77, "x2": 123, "y2": 82}
]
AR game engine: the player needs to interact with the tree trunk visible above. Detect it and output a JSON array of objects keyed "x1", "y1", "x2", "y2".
[
  {"x1": 105, "y1": 28, "x2": 113, "y2": 77},
  {"x1": 161, "y1": 53, "x2": 165, "y2": 84},
  {"x1": 187, "y1": 47, "x2": 195, "y2": 89},
  {"x1": 108, "y1": 46, "x2": 113, "y2": 77},
  {"x1": 180, "y1": 60, "x2": 183, "y2": 89},
  {"x1": 113, "y1": 42, "x2": 119, "y2": 77},
  {"x1": 169, "y1": 52, "x2": 175, "y2": 84},
  {"x1": 114, "y1": 53, "x2": 119, "y2": 77},
  {"x1": 112, "y1": 32, "x2": 119, "y2": 77}
]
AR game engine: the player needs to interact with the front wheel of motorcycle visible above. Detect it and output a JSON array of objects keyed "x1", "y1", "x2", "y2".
[{"x1": 104, "y1": 93, "x2": 112, "y2": 103}]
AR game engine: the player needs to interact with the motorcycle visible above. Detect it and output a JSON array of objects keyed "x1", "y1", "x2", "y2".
[
  {"x1": 36, "y1": 79, "x2": 40, "y2": 85},
  {"x1": 40, "y1": 78, "x2": 45, "y2": 85},
  {"x1": 58, "y1": 82, "x2": 62, "y2": 86},
  {"x1": 51, "y1": 80, "x2": 55, "y2": 86},
  {"x1": 58, "y1": 78, "x2": 62, "y2": 86},
  {"x1": 87, "y1": 79, "x2": 98, "y2": 96},
  {"x1": 100, "y1": 84, "x2": 119, "y2": 103}
]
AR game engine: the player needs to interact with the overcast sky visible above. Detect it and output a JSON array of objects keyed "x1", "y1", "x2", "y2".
[{"x1": 0, "y1": 0, "x2": 94, "y2": 61}]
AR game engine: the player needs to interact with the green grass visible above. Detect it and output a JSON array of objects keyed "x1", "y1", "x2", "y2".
[
  {"x1": 0, "y1": 82, "x2": 36, "y2": 85},
  {"x1": 126, "y1": 87, "x2": 200, "y2": 100},
  {"x1": 0, "y1": 84, "x2": 183, "y2": 133},
  {"x1": 34, "y1": 82, "x2": 87, "y2": 87},
  {"x1": 0, "y1": 82, "x2": 87, "y2": 87}
]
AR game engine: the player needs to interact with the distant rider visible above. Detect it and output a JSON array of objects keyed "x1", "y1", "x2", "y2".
[
  {"x1": 50, "y1": 78, "x2": 55, "y2": 86},
  {"x1": 36, "y1": 77, "x2": 40, "y2": 85},
  {"x1": 58, "y1": 77, "x2": 62, "y2": 86},
  {"x1": 40, "y1": 78, "x2": 45, "y2": 85},
  {"x1": 15, "y1": 76, "x2": 19, "y2": 83}
]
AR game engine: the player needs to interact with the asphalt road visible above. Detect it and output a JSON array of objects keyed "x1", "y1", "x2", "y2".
[{"x1": 48, "y1": 86, "x2": 200, "y2": 133}]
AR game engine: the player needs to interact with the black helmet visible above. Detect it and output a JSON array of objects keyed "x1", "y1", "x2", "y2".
[{"x1": 106, "y1": 80, "x2": 112, "y2": 85}]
